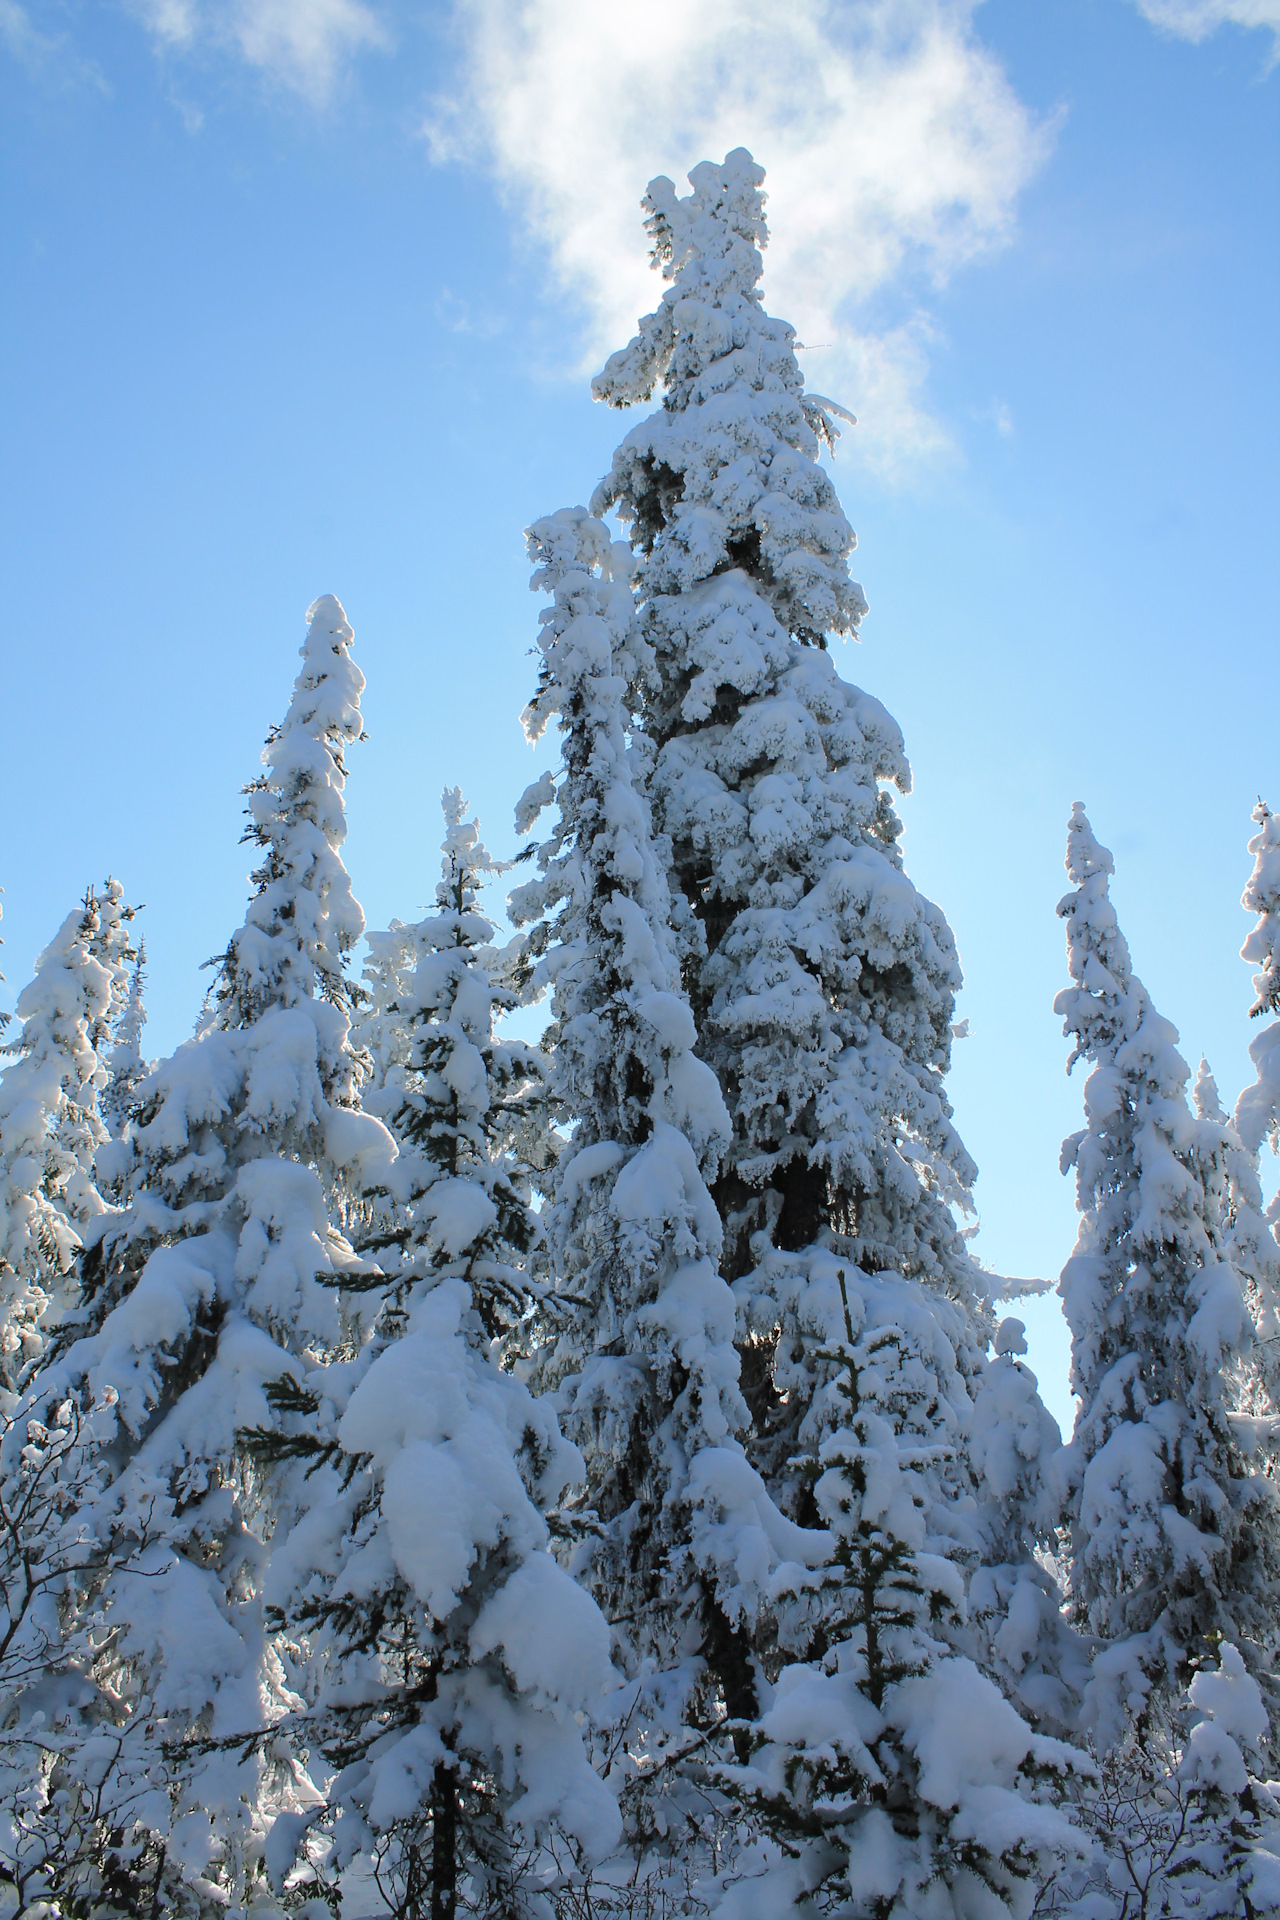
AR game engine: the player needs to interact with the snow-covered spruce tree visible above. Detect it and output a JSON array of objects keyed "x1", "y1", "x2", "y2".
[
  {"x1": 4, "y1": 594, "x2": 393, "y2": 1915},
  {"x1": 0, "y1": 880, "x2": 138, "y2": 1392},
  {"x1": 586, "y1": 151, "x2": 1007, "y2": 1546},
  {"x1": 98, "y1": 938, "x2": 151, "y2": 1165},
  {"x1": 1231, "y1": 801, "x2": 1280, "y2": 1399},
  {"x1": 258, "y1": 791, "x2": 619, "y2": 1919},
  {"x1": 1053, "y1": 803, "x2": 1280, "y2": 1744},
  {"x1": 349, "y1": 795, "x2": 551, "y2": 1276},
  {"x1": 512, "y1": 507, "x2": 818, "y2": 1817},
  {"x1": 714, "y1": 1271, "x2": 1088, "y2": 1918}
]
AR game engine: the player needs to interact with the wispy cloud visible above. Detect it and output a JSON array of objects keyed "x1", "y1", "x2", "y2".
[
  {"x1": 130, "y1": 0, "x2": 389, "y2": 100},
  {"x1": 1131, "y1": 0, "x2": 1280, "y2": 55},
  {"x1": 426, "y1": 0, "x2": 1053, "y2": 477},
  {"x1": 2, "y1": 0, "x2": 107, "y2": 87},
  {"x1": 1, "y1": 0, "x2": 53, "y2": 63}
]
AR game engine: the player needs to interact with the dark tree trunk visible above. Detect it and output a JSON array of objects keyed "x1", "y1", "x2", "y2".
[
  {"x1": 776, "y1": 1156, "x2": 828, "y2": 1253},
  {"x1": 702, "y1": 1588, "x2": 758, "y2": 1764},
  {"x1": 431, "y1": 1762, "x2": 457, "y2": 1920}
]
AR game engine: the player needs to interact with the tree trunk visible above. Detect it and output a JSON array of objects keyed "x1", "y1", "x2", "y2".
[
  {"x1": 702, "y1": 1588, "x2": 758, "y2": 1764},
  {"x1": 431, "y1": 1762, "x2": 457, "y2": 1920}
]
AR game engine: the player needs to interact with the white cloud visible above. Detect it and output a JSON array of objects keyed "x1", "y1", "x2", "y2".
[
  {"x1": 1131, "y1": 0, "x2": 1280, "y2": 54},
  {"x1": 131, "y1": 0, "x2": 388, "y2": 99},
  {"x1": 427, "y1": 0, "x2": 1052, "y2": 476}
]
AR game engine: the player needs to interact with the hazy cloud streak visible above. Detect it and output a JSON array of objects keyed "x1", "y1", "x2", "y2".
[
  {"x1": 131, "y1": 0, "x2": 388, "y2": 98},
  {"x1": 1132, "y1": 0, "x2": 1279, "y2": 54}
]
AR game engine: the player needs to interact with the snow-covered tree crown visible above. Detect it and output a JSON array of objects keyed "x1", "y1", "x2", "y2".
[
  {"x1": 1243, "y1": 798, "x2": 1280, "y2": 1023},
  {"x1": 208, "y1": 593, "x2": 366, "y2": 1047},
  {"x1": 1234, "y1": 796, "x2": 1280, "y2": 1218},
  {"x1": 1055, "y1": 801, "x2": 1140, "y2": 1071},
  {"x1": 591, "y1": 148, "x2": 867, "y2": 653}
]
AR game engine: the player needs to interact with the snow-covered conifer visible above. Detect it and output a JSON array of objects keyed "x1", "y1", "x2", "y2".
[
  {"x1": 580, "y1": 166, "x2": 1051, "y2": 1713},
  {"x1": 717, "y1": 1270, "x2": 1088, "y2": 1916},
  {"x1": 351, "y1": 794, "x2": 548, "y2": 1289},
  {"x1": 1232, "y1": 804, "x2": 1280, "y2": 1378},
  {"x1": 259, "y1": 792, "x2": 618, "y2": 1917},
  {"x1": 5, "y1": 595, "x2": 393, "y2": 1912},
  {"x1": 513, "y1": 507, "x2": 815, "y2": 1784},
  {"x1": 1053, "y1": 804, "x2": 1280, "y2": 1740},
  {"x1": 590, "y1": 151, "x2": 981, "y2": 1388},
  {"x1": 99, "y1": 939, "x2": 150, "y2": 1152},
  {"x1": 0, "y1": 882, "x2": 137, "y2": 1391}
]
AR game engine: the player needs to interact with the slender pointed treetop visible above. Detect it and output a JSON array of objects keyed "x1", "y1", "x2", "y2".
[
  {"x1": 208, "y1": 593, "x2": 366, "y2": 1097},
  {"x1": 1055, "y1": 801, "x2": 1139, "y2": 1067},
  {"x1": 1237, "y1": 798, "x2": 1280, "y2": 1166},
  {"x1": 1243, "y1": 799, "x2": 1280, "y2": 1023},
  {"x1": 592, "y1": 147, "x2": 868, "y2": 654}
]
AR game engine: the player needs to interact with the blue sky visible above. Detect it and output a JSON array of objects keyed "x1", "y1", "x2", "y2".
[{"x1": 3, "y1": 0, "x2": 1277, "y2": 1426}]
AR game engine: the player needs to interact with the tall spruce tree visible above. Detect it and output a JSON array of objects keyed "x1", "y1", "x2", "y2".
[
  {"x1": 98, "y1": 938, "x2": 151, "y2": 1163},
  {"x1": 1233, "y1": 801, "x2": 1280, "y2": 1386},
  {"x1": 350, "y1": 793, "x2": 550, "y2": 1280},
  {"x1": 0, "y1": 881, "x2": 137, "y2": 1393},
  {"x1": 512, "y1": 507, "x2": 814, "y2": 1777},
  {"x1": 2, "y1": 595, "x2": 393, "y2": 1915},
  {"x1": 583, "y1": 153, "x2": 1020, "y2": 1620},
  {"x1": 589, "y1": 151, "x2": 985, "y2": 1429},
  {"x1": 1053, "y1": 803, "x2": 1280, "y2": 1745},
  {"x1": 260, "y1": 793, "x2": 619, "y2": 1919}
]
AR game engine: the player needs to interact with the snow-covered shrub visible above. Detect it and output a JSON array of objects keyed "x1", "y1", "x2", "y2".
[{"x1": 1037, "y1": 1644, "x2": 1280, "y2": 1919}]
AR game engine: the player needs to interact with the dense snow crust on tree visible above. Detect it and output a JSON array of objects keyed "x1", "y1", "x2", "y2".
[
  {"x1": 711, "y1": 1275, "x2": 1091, "y2": 1918},
  {"x1": 98, "y1": 939, "x2": 151, "y2": 1174},
  {"x1": 1053, "y1": 803, "x2": 1280, "y2": 1746},
  {"x1": 0, "y1": 596, "x2": 396, "y2": 1915},
  {"x1": 581, "y1": 169, "x2": 1029, "y2": 1715},
  {"x1": 1225, "y1": 800, "x2": 1280, "y2": 1429},
  {"x1": 1237, "y1": 800, "x2": 1280, "y2": 1187}
]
